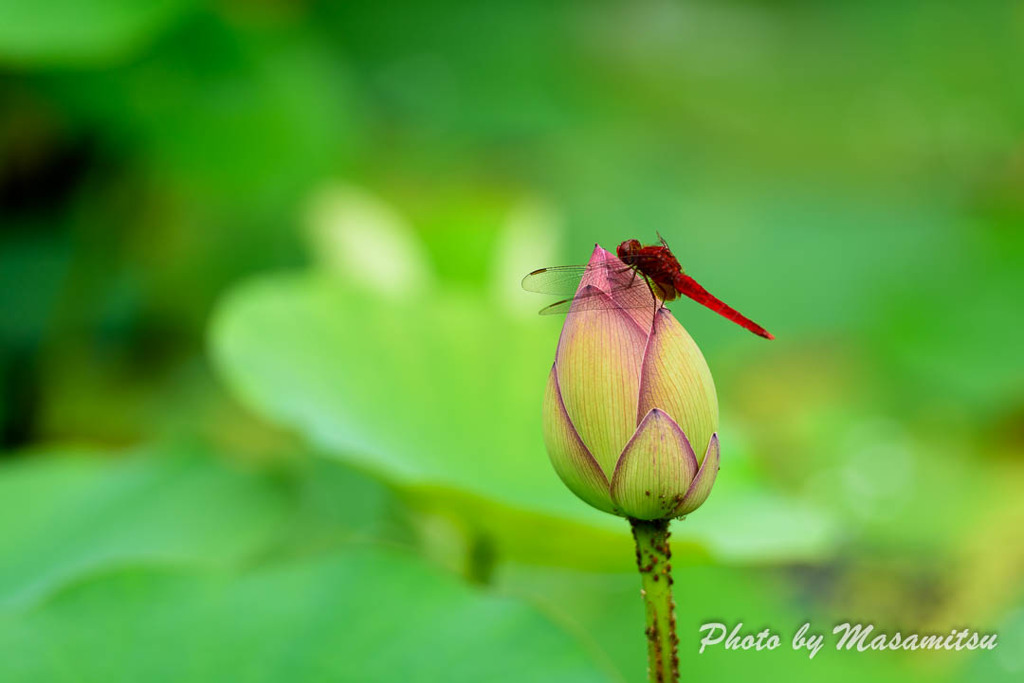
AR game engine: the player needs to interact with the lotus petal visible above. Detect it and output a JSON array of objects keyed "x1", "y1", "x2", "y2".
[
  {"x1": 543, "y1": 366, "x2": 615, "y2": 513},
  {"x1": 555, "y1": 285, "x2": 647, "y2": 475},
  {"x1": 609, "y1": 409, "x2": 699, "y2": 520},
  {"x1": 637, "y1": 309, "x2": 718, "y2": 465},
  {"x1": 674, "y1": 433, "x2": 720, "y2": 516}
]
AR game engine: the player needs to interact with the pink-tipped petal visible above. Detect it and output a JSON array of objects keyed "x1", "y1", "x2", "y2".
[
  {"x1": 637, "y1": 309, "x2": 718, "y2": 465},
  {"x1": 542, "y1": 366, "x2": 615, "y2": 513},
  {"x1": 609, "y1": 409, "x2": 699, "y2": 520},
  {"x1": 579, "y1": 245, "x2": 655, "y2": 334},
  {"x1": 578, "y1": 245, "x2": 620, "y2": 291},
  {"x1": 555, "y1": 284, "x2": 648, "y2": 475},
  {"x1": 674, "y1": 433, "x2": 720, "y2": 516}
]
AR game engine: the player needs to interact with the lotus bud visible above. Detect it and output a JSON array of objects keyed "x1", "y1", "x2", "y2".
[{"x1": 542, "y1": 245, "x2": 720, "y2": 520}]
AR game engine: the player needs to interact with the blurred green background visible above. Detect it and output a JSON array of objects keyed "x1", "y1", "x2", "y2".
[{"x1": 1, "y1": 1, "x2": 1022, "y2": 681}]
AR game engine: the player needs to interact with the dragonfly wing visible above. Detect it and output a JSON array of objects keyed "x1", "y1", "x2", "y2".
[
  {"x1": 538, "y1": 288, "x2": 625, "y2": 315},
  {"x1": 523, "y1": 254, "x2": 666, "y2": 323},
  {"x1": 538, "y1": 273, "x2": 660, "y2": 315},
  {"x1": 521, "y1": 265, "x2": 589, "y2": 296},
  {"x1": 538, "y1": 298, "x2": 582, "y2": 316},
  {"x1": 521, "y1": 257, "x2": 659, "y2": 296}
]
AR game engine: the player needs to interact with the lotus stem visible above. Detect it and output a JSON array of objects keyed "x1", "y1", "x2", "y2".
[{"x1": 630, "y1": 518, "x2": 679, "y2": 683}]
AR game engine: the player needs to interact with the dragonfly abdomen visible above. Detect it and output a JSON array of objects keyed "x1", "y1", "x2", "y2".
[{"x1": 673, "y1": 273, "x2": 774, "y2": 339}]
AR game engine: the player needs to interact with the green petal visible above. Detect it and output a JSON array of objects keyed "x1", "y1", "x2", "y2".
[
  {"x1": 674, "y1": 433, "x2": 720, "y2": 516},
  {"x1": 542, "y1": 366, "x2": 615, "y2": 514},
  {"x1": 637, "y1": 309, "x2": 718, "y2": 465},
  {"x1": 555, "y1": 285, "x2": 648, "y2": 475},
  {"x1": 609, "y1": 409, "x2": 699, "y2": 520}
]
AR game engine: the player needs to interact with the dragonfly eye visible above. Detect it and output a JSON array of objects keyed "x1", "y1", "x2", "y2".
[{"x1": 616, "y1": 239, "x2": 642, "y2": 261}]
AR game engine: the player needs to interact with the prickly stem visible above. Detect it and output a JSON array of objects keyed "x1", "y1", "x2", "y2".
[{"x1": 630, "y1": 518, "x2": 679, "y2": 682}]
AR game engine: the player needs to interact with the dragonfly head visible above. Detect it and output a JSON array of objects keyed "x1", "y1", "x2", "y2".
[{"x1": 616, "y1": 239, "x2": 643, "y2": 263}]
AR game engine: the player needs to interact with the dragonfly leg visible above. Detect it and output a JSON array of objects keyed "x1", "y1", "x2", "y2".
[
  {"x1": 626, "y1": 267, "x2": 638, "y2": 288},
  {"x1": 638, "y1": 272, "x2": 662, "y2": 331}
]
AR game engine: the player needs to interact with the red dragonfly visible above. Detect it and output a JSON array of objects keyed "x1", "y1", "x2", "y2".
[{"x1": 522, "y1": 236, "x2": 774, "y2": 339}]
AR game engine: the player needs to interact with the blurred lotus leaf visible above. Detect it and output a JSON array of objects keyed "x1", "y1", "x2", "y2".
[
  {"x1": 211, "y1": 271, "x2": 838, "y2": 567},
  {"x1": 0, "y1": 447, "x2": 614, "y2": 683}
]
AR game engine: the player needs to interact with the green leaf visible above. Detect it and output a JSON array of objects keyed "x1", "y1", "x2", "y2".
[
  {"x1": 0, "y1": 444, "x2": 288, "y2": 608},
  {"x1": 211, "y1": 274, "x2": 623, "y2": 541},
  {"x1": 0, "y1": 0, "x2": 195, "y2": 66},
  {"x1": 0, "y1": 548, "x2": 616, "y2": 683}
]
